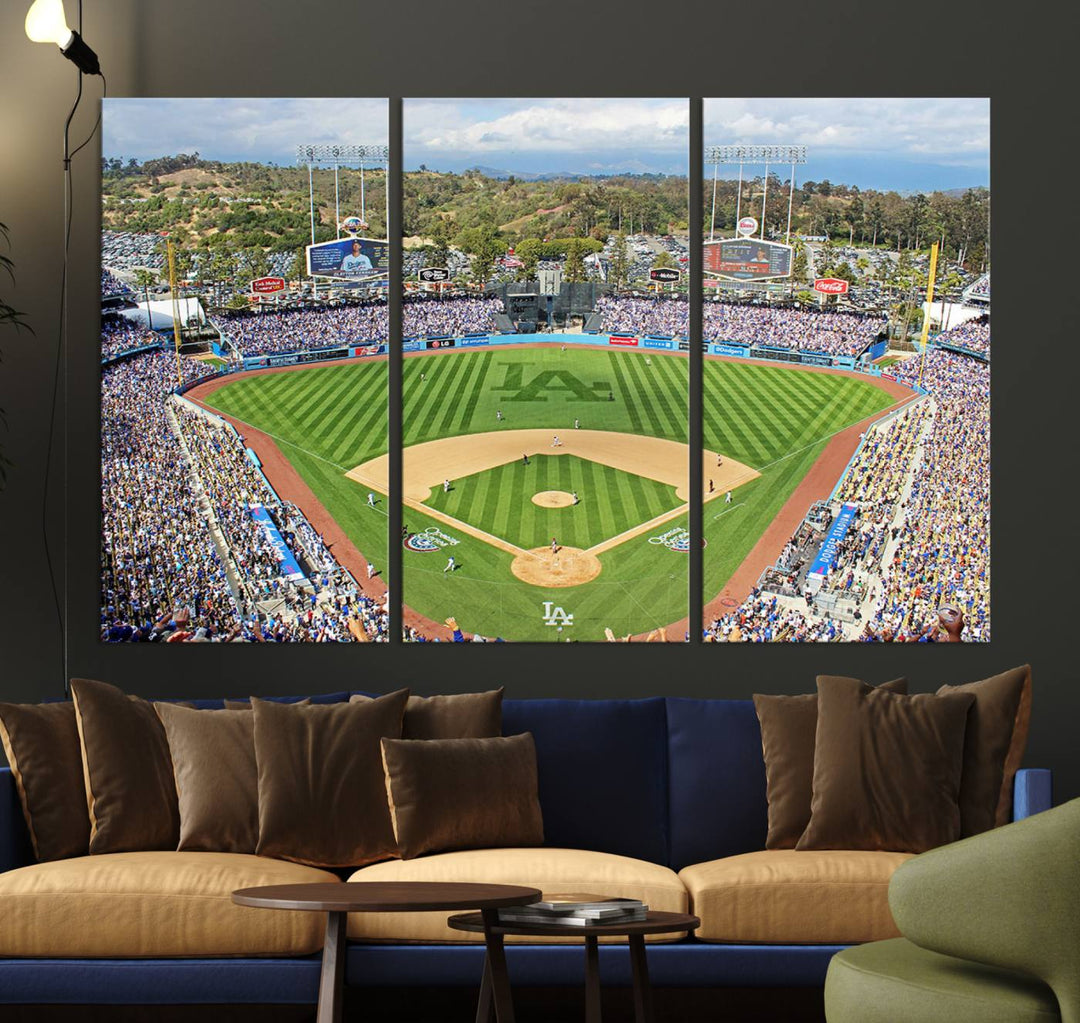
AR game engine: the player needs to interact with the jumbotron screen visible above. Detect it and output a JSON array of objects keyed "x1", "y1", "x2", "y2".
[{"x1": 704, "y1": 238, "x2": 793, "y2": 281}]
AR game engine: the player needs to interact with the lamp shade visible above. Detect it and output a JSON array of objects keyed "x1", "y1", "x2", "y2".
[{"x1": 25, "y1": 0, "x2": 73, "y2": 47}]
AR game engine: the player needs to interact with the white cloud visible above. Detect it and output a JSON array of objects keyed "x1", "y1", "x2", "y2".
[
  {"x1": 406, "y1": 98, "x2": 689, "y2": 155},
  {"x1": 103, "y1": 98, "x2": 388, "y2": 162},
  {"x1": 704, "y1": 98, "x2": 989, "y2": 165}
]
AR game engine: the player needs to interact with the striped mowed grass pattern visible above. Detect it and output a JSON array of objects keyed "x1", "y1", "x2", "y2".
[
  {"x1": 426, "y1": 455, "x2": 681, "y2": 551},
  {"x1": 203, "y1": 360, "x2": 390, "y2": 578},
  {"x1": 701, "y1": 357, "x2": 897, "y2": 604},
  {"x1": 404, "y1": 347, "x2": 688, "y2": 447}
]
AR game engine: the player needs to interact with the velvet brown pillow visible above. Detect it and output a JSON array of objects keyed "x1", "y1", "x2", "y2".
[
  {"x1": 381, "y1": 733, "x2": 544, "y2": 860},
  {"x1": 0, "y1": 701, "x2": 89, "y2": 861},
  {"x1": 350, "y1": 689, "x2": 504, "y2": 739},
  {"x1": 155, "y1": 703, "x2": 259, "y2": 853},
  {"x1": 797, "y1": 676, "x2": 974, "y2": 854},
  {"x1": 71, "y1": 678, "x2": 181, "y2": 854},
  {"x1": 753, "y1": 677, "x2": 907, "y2": 849},
  {"x1": 222, "y1": 698, "x2": 311, "y2": 710},
  {"x1": 938, "y1": 665, "x2": 1032, "y2": 836},
  {"x1": 252, "y1": 689, "x2": 409, "y2": 868}
]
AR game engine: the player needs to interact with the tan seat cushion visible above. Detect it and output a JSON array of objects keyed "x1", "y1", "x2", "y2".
[
  {"x1": 0, "y1": 852, "x2": 340, "y2": 957},
  {"x1": 679, "y1": 850, "x2": 914, "y2": 944},
  {"x1": 347, "y1": 847, "x2": 687, "y2": 943}
]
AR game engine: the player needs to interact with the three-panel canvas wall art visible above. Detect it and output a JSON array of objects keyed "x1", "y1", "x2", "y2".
[{"x1": 99, "y1": 98, "x2": 990, "y2": 644}]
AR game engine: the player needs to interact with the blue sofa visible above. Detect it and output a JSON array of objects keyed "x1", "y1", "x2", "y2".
[{"x1": 0, "y1": 695, "x2": 1052, "y2": 1006}]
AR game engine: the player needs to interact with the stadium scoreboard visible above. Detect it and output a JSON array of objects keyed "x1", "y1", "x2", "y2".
[
  {"x1": 306, "y1": 237, "x2": 390, "y2": 280},
  {"x1": 703, "y1": 238, "x2": 793, "y2": 281}
]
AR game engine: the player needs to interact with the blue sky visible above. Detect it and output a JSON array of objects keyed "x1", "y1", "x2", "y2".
[
  {"x1": 704, "y1": 98, "x2": 989, "y2": 192},
  {"x1": 103, "y1": 98, "x2": 388, "y2": 164},
  {"x1": 403, "y1": 99, "x2": 689, "y2": 176}
]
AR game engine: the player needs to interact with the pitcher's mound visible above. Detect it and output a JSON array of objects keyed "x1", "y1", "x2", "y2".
[
  {"x1": 511, "y1": 546, "x2": 601, "y2": 588},
  {"x1": 532, "y1": 490, "x2": 576, "y2": 508}
]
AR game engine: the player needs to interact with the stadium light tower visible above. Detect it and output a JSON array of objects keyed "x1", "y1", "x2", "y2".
[
  {"x1": 296, "y1": 144, "x2": 390, "y2": 239},
  {"x1": 705, "y1": 145, "x2": 807, "y2": 243}
]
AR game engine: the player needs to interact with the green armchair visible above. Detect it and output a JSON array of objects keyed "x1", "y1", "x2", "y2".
[{"x1": 825, "y1": 799, "x2": 1080, "y2": 1023}]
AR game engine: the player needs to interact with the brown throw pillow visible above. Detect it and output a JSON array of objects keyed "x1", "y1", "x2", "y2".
[
  {"x1": 350, "y1": 689, "x2": 504, "y2": 739},
  {"x1": 381, "y1": 734, "x2": 544, "y2": 860},
  {"x1": 938, "y1": 665, "x2": 1032, "y2": 836},
  {"x1": 71, "y1": 678, "x2": 181, "y2": 854},
  {"x1": 0, "y1": 702, "x2": 89, "y2": 861},
  {"x1": 753, "y1": 677, "x2": 907, "y2": 849},
  {"x1": 253, "y1": 689, "x2": 409, "y2": 868},
  {"x1": 797, "y1": 676, "x2": 974, "y2": 854},
  {"x1": 222, "y1": 698, "x2": 311, "y2": 710},
  {"x1": 155, "y1": 704, "x2": 259, "y2": 853}
]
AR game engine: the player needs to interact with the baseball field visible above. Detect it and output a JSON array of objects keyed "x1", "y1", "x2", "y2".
[{"x1": 197, "y1": 344, "x2": 901, "y2": 641}]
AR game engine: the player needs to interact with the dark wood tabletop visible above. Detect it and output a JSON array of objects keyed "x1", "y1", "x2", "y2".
[
  {"x1": 447, "y1": 909, "x2": 700, "y2": 938},
  {"x1": 232, "y1": 881, "x2": 542, "y2": 914}
]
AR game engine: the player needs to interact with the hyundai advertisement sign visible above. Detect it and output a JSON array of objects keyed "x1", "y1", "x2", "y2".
[{"x1": 306, "y1": 237, "x2": 389, "y2": 279}]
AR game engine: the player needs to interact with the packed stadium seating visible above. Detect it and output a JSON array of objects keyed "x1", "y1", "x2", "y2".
[
  {"x1": 403, "y1": 295, "x2": 504, "y2": 338},
  {"x1": 704, "y1": 302, "x2": 884, "y2": 357},
  {"x1": 706, "y1": 347, "x2": 989, "y2": 643},
  {"x1": 216, "y1": 300, "x2": 389, "y2": 357},
  {"x1": 934, "y1": 315, "x2": 990, "y2": 356},
  {"x1": 99, "y1": 347, "x2": 387, "y2": 642},
  {"x1": 595, "y1": 295, "x2": 688, "y2": 337},
  {"x1": 100, "y1": 316, "x2": 162, "y2": 360}
]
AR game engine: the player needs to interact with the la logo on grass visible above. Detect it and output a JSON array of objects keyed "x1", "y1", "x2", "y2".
[
  {"x1": 495, "y1": 364, "x2": 610, "y2": 402},
  {"x1": 542, "y1": 602, "x2": 574, "y2": 627}
]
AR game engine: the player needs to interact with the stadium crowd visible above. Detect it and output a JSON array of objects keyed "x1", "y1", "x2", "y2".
[
  {"x1": 101, "y1": 269, "x2": 129, "y2": 297},
  {"x1": 934, "y1": 316, "x2": 990, "y2": 357},
  {"x1": 704, "y1": 302, "x2": 883, "y2": 356},
  {"x1": 100, "y1": 347, "x2": 387, "y2": 642},
  {"x1": 101, "y1": 316, "x2": 162, "y2": 361},
  {"x1": 216, "y1": 300, "x2": 388, "y2": 357},
  {"x1": 404, "y1": 295, "x2": 504, "y2": 338},
  {"x1": 595, "y1": 295, "x2": 688, "y2": 337},
  {"x1": 706, "y1": 345, "x2": 990, "y2": 642}
]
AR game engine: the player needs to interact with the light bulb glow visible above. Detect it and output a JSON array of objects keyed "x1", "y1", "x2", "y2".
[{"x1": 25, "y1": 0, "x2": 72, "y2": 47}]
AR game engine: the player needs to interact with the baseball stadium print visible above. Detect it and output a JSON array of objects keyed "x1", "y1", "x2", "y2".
[
  {"x1": 394, "y1": 99, "x2": 691, "y2": 642},
  {"x1": 100, "y1": 98, "x2": 391, "y2": 643},
  {"x1": 702, "y1": 98, "x2": 990, "y2": 642}
]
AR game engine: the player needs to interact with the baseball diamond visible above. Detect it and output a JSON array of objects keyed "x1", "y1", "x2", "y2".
[{"x1": 193, "y1": 343, "x2": 907, "y2": 641}]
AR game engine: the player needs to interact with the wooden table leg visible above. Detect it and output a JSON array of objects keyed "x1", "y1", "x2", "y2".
[
  {"x1": 316, "y1": 910, "x2": 347, "y2": 1023},
  {"x1": 480, "y1": 909, "x2": 516, "y2": 1023},
  {"x1": 584, "y1": 934, "x2": 602, "y2": 1023},
  {"x1": 475, "y1": 952, "x2": 496, "y2": 1023},
  {"x1": 629, "y1": 934, "x2": 654, "y2": 1023}
]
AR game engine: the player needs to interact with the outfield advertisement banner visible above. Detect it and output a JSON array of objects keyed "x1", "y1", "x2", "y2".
[
  {"x1": 608, "y1": 335, "x2": 639, "y2": 346},
  {"x1": 458, "y1": 336, "x2": 492, "y2": 347},
  {"x1": 306, "y1": 237, "x2": 390, "y2": 279},
  {"x1": 642, "y1": 336, "x2": 678, "y2": 350},
  {"x1": 425, "y1": 338, "x2": 456, "y2": 349}
]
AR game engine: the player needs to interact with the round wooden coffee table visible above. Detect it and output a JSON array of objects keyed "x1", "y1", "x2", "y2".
[
  {"x1": 233, "y1": 881, "x2": 541, "y2": 1023},
  {"x1": 448, "y1": 909, "x2": 700, "y2": 1023}
]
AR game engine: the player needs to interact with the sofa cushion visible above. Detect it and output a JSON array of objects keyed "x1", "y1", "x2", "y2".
[
  {"x1": 666, "y1": 699, "x2": 767, "y2": 870},
  {"x1": 825, "y1": 938, "x2": 1061, "y2": 1023},
  {"x1": 353, "y1": 689, "x2": 504, "y2": 739},
  {"x1": 346, "y1": 847, "x2": 687, "y2": 943},
  {"x1": 0, "y1": 852, "x2": 339, "y2": 957},
  {"x1": 679, "y1": 850, "x2": 913, "y2": 944},
  {"x1": 0, "y1": 701, "x2": 88, "y2": 862},
  {"x1": 502, "y1": 698, "x2": 669, "y2": 865},
  {"x1": 381, "y1": 734, "x2": 543, "y2": 859}
]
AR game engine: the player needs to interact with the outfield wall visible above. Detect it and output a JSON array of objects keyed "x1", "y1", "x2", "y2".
[{"x1": 402, "y1": 332, "x2": 687, "y2": 353}]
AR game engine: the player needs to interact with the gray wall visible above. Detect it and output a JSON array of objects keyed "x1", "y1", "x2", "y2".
[{"x1": 0, "y1": 1, "x2": 1076, "y2": 802}]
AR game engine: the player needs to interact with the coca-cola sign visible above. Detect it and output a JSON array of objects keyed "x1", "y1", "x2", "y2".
[{"x1": 813, "y1": 278, "x2": 849, "y2": 295}]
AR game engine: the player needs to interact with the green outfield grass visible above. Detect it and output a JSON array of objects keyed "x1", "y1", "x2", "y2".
[
  {"x1": 201, "y1": 346, "x2": 898, "y2": 641},
  {"x1": 426, "y1": 454, "x2": 680, "y2": 551},
  {"x1": 202, "y1": 361, "x2": 390, "y2": 580},
  {"x1": 701, "y1": 358, "x2": 896, "y2": 611}
]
